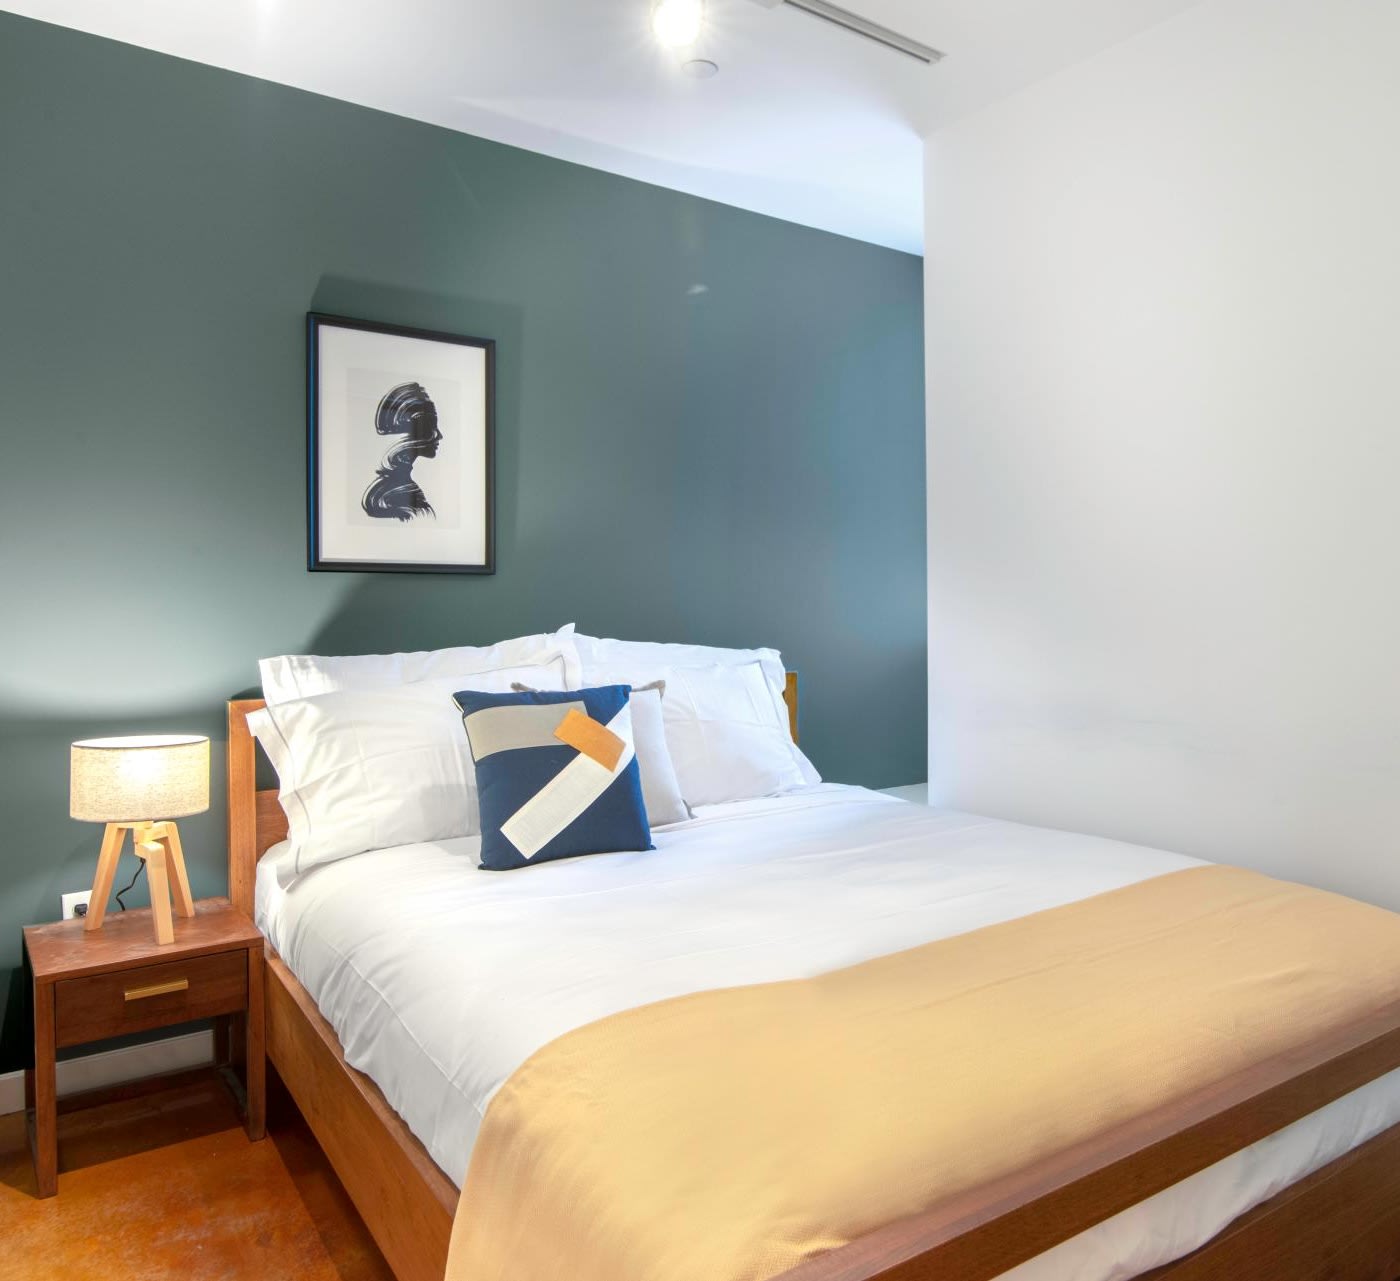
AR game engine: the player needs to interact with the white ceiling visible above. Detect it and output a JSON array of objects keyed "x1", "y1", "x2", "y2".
[{"x1": 3, "y1": 0, "x2": 1202, "y2": 252}]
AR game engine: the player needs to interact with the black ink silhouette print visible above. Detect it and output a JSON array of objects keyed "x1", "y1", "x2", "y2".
[{"x1": 362, "y1": 382, "x2": 442, "y2": 522}]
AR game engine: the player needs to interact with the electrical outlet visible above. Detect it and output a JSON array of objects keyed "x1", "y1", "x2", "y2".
[{"x1": 61, "y1": 890, "x2": 92, "y2": 921}]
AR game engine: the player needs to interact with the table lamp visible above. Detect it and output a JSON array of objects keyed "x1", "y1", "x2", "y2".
[{"x1": 70, "y1": 735, "x2": 210, "y2": 946}]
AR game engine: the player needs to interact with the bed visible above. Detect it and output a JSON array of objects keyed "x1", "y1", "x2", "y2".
[{"x1": 227, "y1": 690, "x2": 1400, "y2": 1281}]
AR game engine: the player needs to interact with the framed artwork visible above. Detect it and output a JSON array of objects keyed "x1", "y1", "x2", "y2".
[{"x1": 307, "y1": 312, "x2": 495, "y2": 574}]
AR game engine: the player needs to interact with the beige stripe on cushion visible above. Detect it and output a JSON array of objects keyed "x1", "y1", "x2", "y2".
[{"x1": 462, "y1": 702, "x2": 587, "y2": 762}]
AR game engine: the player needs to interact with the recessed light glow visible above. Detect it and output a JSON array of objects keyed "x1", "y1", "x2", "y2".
[{"x1": 652, "y1": 0, "x2": 704, "y2": 48}]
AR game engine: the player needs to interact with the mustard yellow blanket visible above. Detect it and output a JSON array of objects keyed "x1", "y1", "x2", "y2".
[{"x1": 445, "y1": 866, "x2": 1400, "y2": 1281}]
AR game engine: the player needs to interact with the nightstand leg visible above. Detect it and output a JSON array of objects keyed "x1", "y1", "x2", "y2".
[
  {"x1": 214, "y1": 1015, "x2": 231, "y2": 1066},
  {"x1": 32, "y1": 981, "x2": 57, "y2": 1197},
  {"x1": 245, "y1": 946, "x2": 266, "y2": 1141}
]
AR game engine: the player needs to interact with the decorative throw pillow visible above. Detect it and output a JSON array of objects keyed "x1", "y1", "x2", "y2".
[
  {"x1": 454, "y1": 685, "x2": 653, "y2": 871},
  {"x1": 512, "y1": 680, "x2": 691, "y2": 827}
]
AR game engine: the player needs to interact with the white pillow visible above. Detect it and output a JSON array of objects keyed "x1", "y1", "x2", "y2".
[
  {"x1": 617, "y1": 686, "x2": 692, "y2": 827},
  {"x1": 578, "y1": 659, "x2": 807, "y2": 807},
  {"x1": 574, "y1": 633, "x2": 820, "y2": 798},
  {"x1": 248, "y1": 663, "x2": 569, "y2": 883},
  {"x1": 259, "y1": 626, "x2": 580, "y2": 706},
  {"x1": 574, "y1": 633, "x2": 787, "y2": 706},
  {"x1": 663, "y1": 663, "x2": 810, "y2": 805}
]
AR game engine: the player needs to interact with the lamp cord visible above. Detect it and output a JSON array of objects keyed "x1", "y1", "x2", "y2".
[{"x1": 114, "y1": 859, "x2": 146, "y2": 911}]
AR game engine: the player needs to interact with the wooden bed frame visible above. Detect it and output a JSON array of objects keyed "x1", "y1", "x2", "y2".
[{"x1": 227, "y1": 685, "x2": 1400, "y2": 1281}]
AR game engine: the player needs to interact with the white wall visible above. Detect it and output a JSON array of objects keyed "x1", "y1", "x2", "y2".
[{"x1": 924, "y1": 0, "x2": 1400, "y2": 908}]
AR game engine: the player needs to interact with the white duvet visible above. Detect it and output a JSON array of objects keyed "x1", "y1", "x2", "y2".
[{"x1": 257, "y1": 785, "x2": 1400, "y2": 1281}]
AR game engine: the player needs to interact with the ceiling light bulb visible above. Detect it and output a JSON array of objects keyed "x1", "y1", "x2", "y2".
[{"x1": 652, "y1": 0, "x2": 704, "y2": 48}]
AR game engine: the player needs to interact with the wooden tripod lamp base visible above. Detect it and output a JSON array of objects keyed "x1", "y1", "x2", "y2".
[{"x1": 86, "y1": 821, "x2": 196, "y2": 945}]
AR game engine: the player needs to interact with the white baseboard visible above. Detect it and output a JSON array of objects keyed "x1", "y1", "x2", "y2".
[{"x1": 0, "y1": 1028, "x2": 215, "y2": 1116}]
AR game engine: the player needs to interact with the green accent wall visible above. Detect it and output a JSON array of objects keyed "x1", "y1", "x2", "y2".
[{"x1": 0, "y1": 13, "x2": 925, "y2": 1068}]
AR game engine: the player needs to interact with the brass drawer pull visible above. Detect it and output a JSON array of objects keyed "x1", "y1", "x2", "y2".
[{"x1": 124, "y1": 978, "x2": 190, "y2": 1002}]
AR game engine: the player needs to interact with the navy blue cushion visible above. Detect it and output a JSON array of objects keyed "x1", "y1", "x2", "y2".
[{"x1": 453, "y1": 685, "x2": 653, "y2": 870}]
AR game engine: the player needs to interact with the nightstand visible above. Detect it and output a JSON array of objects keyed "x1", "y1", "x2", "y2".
[{"x1": 22, "y1": 897, "x2": 265, "y2": 1198}]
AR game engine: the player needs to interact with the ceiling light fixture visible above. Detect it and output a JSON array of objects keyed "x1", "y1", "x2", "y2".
[
  {"x1": 746, "y1": 0, "x2": 944, "y2": 65},
  {"x1": 652, "y1": 0, "x2": 705, "y2": 48}
]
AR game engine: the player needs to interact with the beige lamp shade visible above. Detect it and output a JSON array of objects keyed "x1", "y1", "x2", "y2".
[{"x1": 70, "y1": 735, "x2": 211, "y2": 823}]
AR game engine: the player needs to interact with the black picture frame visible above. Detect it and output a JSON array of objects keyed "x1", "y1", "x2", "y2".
[{"x1": 307, "y1": 312, "x2": 496, "y2": 575}]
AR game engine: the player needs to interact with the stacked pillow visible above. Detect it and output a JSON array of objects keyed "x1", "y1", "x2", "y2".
[
  {"x1": 249, "y1": 625, "x2": 819, "y2": 880},
  {"x1": 249, "y1": 641, "x2": 576, "y2": 882},
  {"x1": 259, "y1": 629, "x2": 580, "y2": 705},
  {"x1": 572, "y1": 633, "x2": 820, "y2": 807}
]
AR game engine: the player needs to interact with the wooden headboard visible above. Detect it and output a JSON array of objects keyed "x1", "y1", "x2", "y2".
[{"x1": 226, "y1": 671, "x2": 801, "y2": 917}]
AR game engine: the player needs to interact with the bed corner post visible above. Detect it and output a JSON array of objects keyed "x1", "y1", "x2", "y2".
[{"x1": 227, "y1": 699, "x2": 260, "y2": 917}]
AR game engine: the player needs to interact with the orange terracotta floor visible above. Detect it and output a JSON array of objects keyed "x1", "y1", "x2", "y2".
[{"x1": 0, "y1": 1069, "x2": 395, "y2": 1280}]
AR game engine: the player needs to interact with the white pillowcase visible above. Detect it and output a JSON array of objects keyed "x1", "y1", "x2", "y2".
[
  {"x1": 259, "y1": 627, "x2": 580, "y2": 706},
  {"x1": 574, "y1": 633, "x2": 787, "y2": 708},
  {"x1": 574, "y1": 633, "x2": 820, "y2": 805},
  {"x1": 658, "y1": 663, "x2": 810, "y2": 806},
  {"x1": 617, "y1": 686, "x2": 691, "y2": 827},
  {"x1": 249, "y1": 662, "x2": 569, "y2": 883}
]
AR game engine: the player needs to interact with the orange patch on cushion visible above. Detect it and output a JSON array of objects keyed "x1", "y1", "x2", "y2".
[{"x1": 554, "y1": 708, "x2": 625, "y2": 771}]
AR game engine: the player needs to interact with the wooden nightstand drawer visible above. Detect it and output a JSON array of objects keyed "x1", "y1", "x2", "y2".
[{"x1": 54, "y1": 950, "x2": 249, "y2": 1048}]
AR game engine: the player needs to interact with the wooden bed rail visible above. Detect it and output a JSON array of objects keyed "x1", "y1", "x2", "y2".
[{"x1": 773, "y1": 1008, "x2": 1400, "y2": 1280}]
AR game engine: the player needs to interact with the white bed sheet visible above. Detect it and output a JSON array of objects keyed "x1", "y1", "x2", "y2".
[{"x1": 255, "y1": 784, "x2": 1400, "y2": 1281}]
